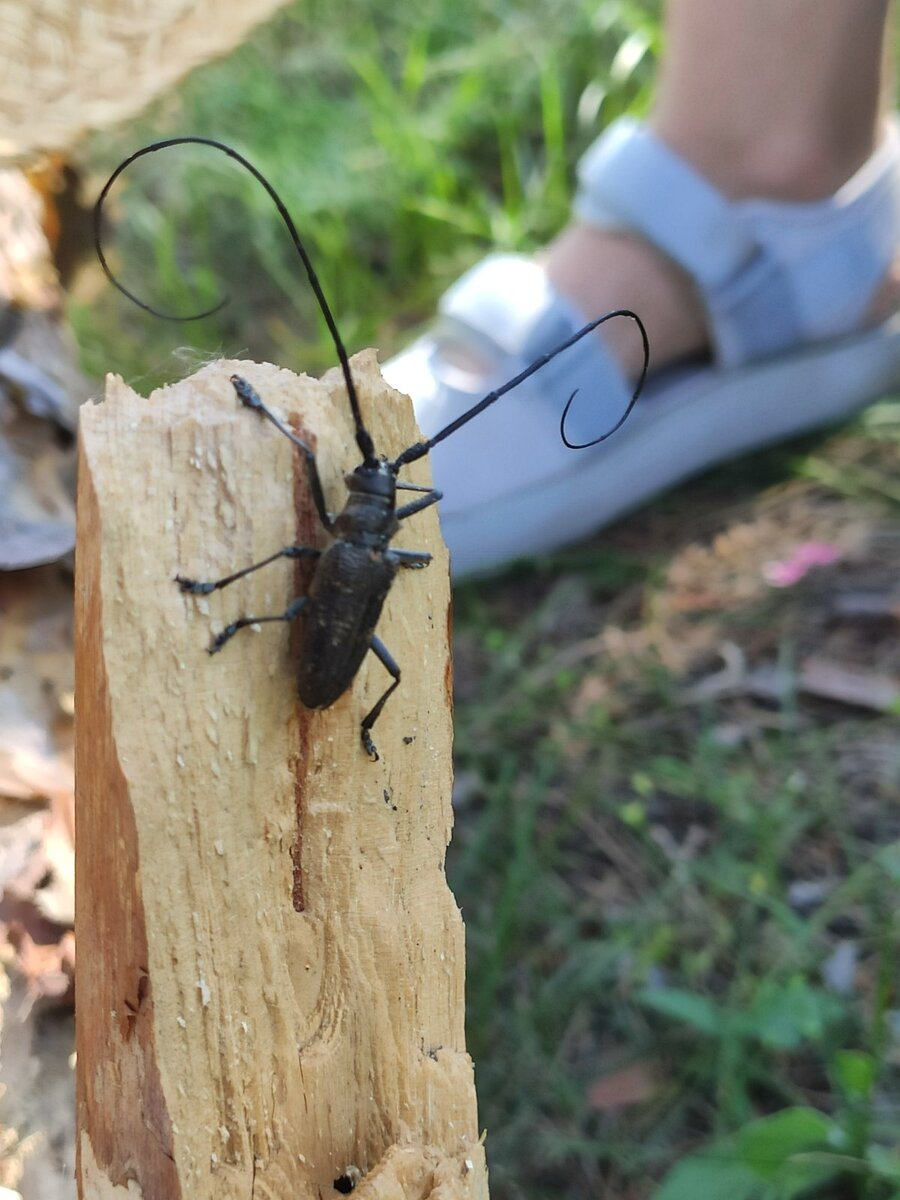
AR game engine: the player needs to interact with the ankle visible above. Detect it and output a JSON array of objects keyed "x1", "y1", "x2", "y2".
[
  {"x1": 649, "y1": 114, "x2": 889, "y2": 203},
  {"x1": 542, "y1": 224, "x2": 709, "y2": 377}
]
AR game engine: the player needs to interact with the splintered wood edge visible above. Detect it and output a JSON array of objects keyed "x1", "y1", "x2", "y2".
[{"x1": 75, "y1": 354, "x2": 488, "y2": 1199}]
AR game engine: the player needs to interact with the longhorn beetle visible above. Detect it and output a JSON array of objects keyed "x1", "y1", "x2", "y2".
[{"x1": 95, "y1": 137, "x2": 649, "y2": 760}]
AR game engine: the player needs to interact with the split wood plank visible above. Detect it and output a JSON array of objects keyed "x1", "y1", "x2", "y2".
[{"x1": 75, "y1": 352, "x2": 488, "y2": 1199}]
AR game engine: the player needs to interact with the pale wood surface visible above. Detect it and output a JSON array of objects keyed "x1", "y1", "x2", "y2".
[
  {"x1": 75, "y1": 353, "x2": 488, "y2": 1199},
  {"x1": 0, "y1": 0, "x2": 289, "y2": 162}
]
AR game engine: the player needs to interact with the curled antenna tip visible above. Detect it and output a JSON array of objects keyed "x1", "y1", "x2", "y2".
[
  {"x1": 398, "y1": 305, "x2": 651, "y2": 465},
  {"x1": 559, "y1": 309, "x2": 650, "y2": 449},
  {"x1": 94, "y1": 141, "x2": 231, "y2": 323},
  {"x1": 559, "y1": 391, "x2": 581, "y2": 449},
  {"x1": 94, "y1": 136, "x2": 367, "y2": 451}
]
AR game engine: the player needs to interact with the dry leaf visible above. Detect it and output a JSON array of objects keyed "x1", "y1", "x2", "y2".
[
  {"x1": 587, "y1": 1061, "x2": 661, "y2": 1112},
  {"x1": 747, "y1": 657, "x2": 900, "y2": 713}
]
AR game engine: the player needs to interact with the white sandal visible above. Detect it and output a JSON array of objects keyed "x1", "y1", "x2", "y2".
[{"x1": 384, "y1": 117, "x2": 900, "y2": 578}]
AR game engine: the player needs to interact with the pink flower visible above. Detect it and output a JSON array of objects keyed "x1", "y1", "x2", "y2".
[{"x1": 763, "y1": 541, "x2": 842, "y2": 588}]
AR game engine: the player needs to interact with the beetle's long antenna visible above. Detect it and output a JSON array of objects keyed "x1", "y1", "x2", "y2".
[
  {"x1": 94, "y1": 137, "x2": 376, "y2": 463},
  {"x1": 392, "y1": 309, "x2": 649, "y2": 470},
  {"x1": 559, "y1": 310, "x2": 650, "y2": 449}
]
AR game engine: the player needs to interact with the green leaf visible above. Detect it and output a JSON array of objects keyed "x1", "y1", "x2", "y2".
[
  {"x1": 654, "y1": 1112, "x2": 845, "y2": 1200},
  {"x1": 746, "y1": 977, "x2": 843, "y2": 1050},
  {"x1": 638, "y1": 987, "x2": 723, "y2": 1036},
  {"x1": 875, "y1": 841, "x2": 900, "y2": 880},
  {"x1": 735, "y1": 1108, "x2": 836, "y2": 1182},
  {"x1": 867, "y1": 1145, "x2": 900, "y2": 1182},
  {"x1": 652, "y1": 1146, "x2": 760, "y2": 1200},
  {"x1": 833, "y1": 1050, "x2": 876, "y2": 1101},
  {"x1": 610, "y1": 29, "x2": 651, "y2": 84}
]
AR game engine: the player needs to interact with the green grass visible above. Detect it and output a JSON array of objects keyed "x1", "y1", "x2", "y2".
[
  {"x1": 449, "y1": 545, "x2": 900, "y2": 1197},
  {"x1": 74, "y1": 0, "x2": 658, "y2": 386},
  {"x1": 72, "y1": 2, "x2": 900, "y2": 1196}
]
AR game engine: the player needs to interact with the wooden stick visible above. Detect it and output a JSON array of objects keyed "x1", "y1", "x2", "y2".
[{"x1": 75, "y1": 352, "x2": 488, "y2": 1199}]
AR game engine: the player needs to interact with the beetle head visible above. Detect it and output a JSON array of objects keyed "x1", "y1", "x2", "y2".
[{"x1": 345, "y1": 458, "x2": 394, "y2": 500}]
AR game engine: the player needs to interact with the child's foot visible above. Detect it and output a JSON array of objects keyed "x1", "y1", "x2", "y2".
[
  {"x1": 542, "y1": 222, "x2": 710, "y2": 377},
  {"x1": 383, "y1": 117, "x2": 900, "y2": 577},
  {"x1": 542, "y1": 117, "x2": 900, "y2": 380}
]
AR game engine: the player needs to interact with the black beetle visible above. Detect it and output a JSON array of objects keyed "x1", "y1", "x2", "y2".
[{"x1": 95, "y1": 137, "x2": 648, "y2": 760}]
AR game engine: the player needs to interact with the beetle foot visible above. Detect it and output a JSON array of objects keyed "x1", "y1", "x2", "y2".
[
  {"x1": 176, "y1": 574, "x2": 215, "y2": 595},
  {"x1": 208, "y1": 624, "x2": 238, "y2": 654},
  {"x1": 230, "y1": 374, "x2": 260, "y2": 411},
  {"x1": 361, "y1": 728, "x2": 380, "y2": 762}
]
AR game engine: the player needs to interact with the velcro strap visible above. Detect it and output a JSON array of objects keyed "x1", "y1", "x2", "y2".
[
  {"x1": 574, "y1": 117, "x2": 900, "y2": 368},
  {"x1": 575, "y1": 118, "x2": 758, "y2": 290}
]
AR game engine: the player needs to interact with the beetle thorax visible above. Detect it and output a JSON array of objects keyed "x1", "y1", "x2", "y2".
[{"x1": 333, "y1": 460, "x2": 399, "y2": 545}]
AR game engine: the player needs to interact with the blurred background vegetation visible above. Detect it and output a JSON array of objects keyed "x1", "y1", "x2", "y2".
[
  {"x1": 72, "y1": 1, "x2": 900, "y2": 1197},
  {"x1": 75, "y1": 0, "x2": 659, "y2": 385}
]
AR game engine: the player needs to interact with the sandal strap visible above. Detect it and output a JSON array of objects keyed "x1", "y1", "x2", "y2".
[
  {"x1": 575, "y1": 117, "x2": 900, "y2": 367},
  {"x1": 435, "y1": 254, "x2": 634, "y2": 446}
]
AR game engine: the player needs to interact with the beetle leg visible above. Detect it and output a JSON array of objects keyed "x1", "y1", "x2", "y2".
[
  {"x1": 395, "y1": 488, "x2": 442, "y2": 521},
  {"x1": 209, "y1": 595, "x2": 308, "y2": 654},
  {"x1": 360, "y1": 636, "x2": 402, "y2": 761},
  {"x1": 230, "y1": 375, "x2": 335, "y2": 532},
  {"x1": 386, "y1": 548, "x2": 432, "y2": 571},
  {"x1": 177, "y1": 545, "x2": 320, "y2": 594}
]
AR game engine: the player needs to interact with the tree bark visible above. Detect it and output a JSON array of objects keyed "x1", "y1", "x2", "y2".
[{"x1": 75, "y1": 352, "x2": 488, "y2": 1199}]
